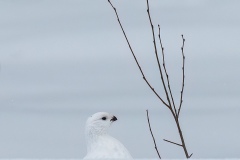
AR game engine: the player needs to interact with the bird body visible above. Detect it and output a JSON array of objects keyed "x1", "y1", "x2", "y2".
[{"x1": 83, "y1": 112, "x2": 133, "y2": 159}]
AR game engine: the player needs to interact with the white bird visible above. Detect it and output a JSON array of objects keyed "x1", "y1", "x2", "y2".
[{"x1": 83, "y1": 112, "x2": 133, "y2": 159}]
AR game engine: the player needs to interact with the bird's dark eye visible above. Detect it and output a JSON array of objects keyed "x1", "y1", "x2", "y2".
[{"x1": 102, "y1": 117, "x2": 107, "y2": 120}]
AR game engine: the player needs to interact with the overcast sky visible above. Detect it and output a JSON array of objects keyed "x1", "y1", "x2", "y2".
[{"x1": 0, "y1": 0, "x2": 240, "y2": 159}]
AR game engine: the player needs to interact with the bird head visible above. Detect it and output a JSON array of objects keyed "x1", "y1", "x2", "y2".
[{"x1": 85, "y1": 112, "x2": 118, "y2": 136}]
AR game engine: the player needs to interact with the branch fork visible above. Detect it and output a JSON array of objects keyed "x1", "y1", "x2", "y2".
[{"x1": 107, "y1": 0, "x2": 192, "y2": 158}]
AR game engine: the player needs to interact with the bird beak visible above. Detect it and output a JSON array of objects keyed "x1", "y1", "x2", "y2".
[{"x1": 110, "y1": 116, "x2": 117, "y2": 122}]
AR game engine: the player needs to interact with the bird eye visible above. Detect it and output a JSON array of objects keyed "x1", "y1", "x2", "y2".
[{"x1": 102, "y1": 117, "x2": 107, "y2": 120}]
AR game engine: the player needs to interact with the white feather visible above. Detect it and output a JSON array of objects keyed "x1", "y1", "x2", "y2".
[{"x1": 83, "y1": 112, "x2": 133, "y2": 159}]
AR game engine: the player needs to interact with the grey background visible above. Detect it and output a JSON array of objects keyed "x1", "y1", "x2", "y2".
[{"x1": 0, "y1": 0, "x2": 240, "y2": 159}]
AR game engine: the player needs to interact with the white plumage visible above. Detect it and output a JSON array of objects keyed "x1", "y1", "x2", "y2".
[{"x1": 83, "y1": 112, "x2": 133, "y2": 159}]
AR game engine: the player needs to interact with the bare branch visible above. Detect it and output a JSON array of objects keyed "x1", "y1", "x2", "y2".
[
  {"x1": 163, "y1": 139, "x2": 182, "y2": 147},
  {"x1": 146, "y1": 0, "x2": 171, "y2": 108},
  {"x1": 146, "y1": 110, "x2": 161, "y2": 159},
  {"x1": 108, "y1": 0, "x2": 169, "y2": 107},
  {"x1": 177, "y1": 35, "x2": 186, "y2": 117},
  {"x1": 143, "y1": 77, "x2": 170, "y2": 108},
  {"x1": 157, "y1": 25, "x2": 178, "y2": 115},
  {"x1": 107, "y1": 0, "x2": 192, "y2": 158},
  {"x1": 175, "y1": 116, "x2": 190, "y2": 158}
]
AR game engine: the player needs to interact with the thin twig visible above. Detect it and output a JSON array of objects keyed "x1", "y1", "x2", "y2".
[
  {"x1": 163, "y1": 139, "x2": 182, "y2": 147},
  {"x1": 189, "y1": 153, "x2": 193, "y2": 158},
  {"x1": 157, "y1": 25, "x2": 178, "y2": 115},
  {"x1": 146, "y1": 110, "x2": 161, "y2": 159},
  {"x1": 108, "y1": 0, "x2": 169, "y2": 107},
  {"x1": 146, "y1": 0, "x2": 171, "y2": 108},
  {"x1": 177, "y1": 35, "x2": 186, "y2": 117}
]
